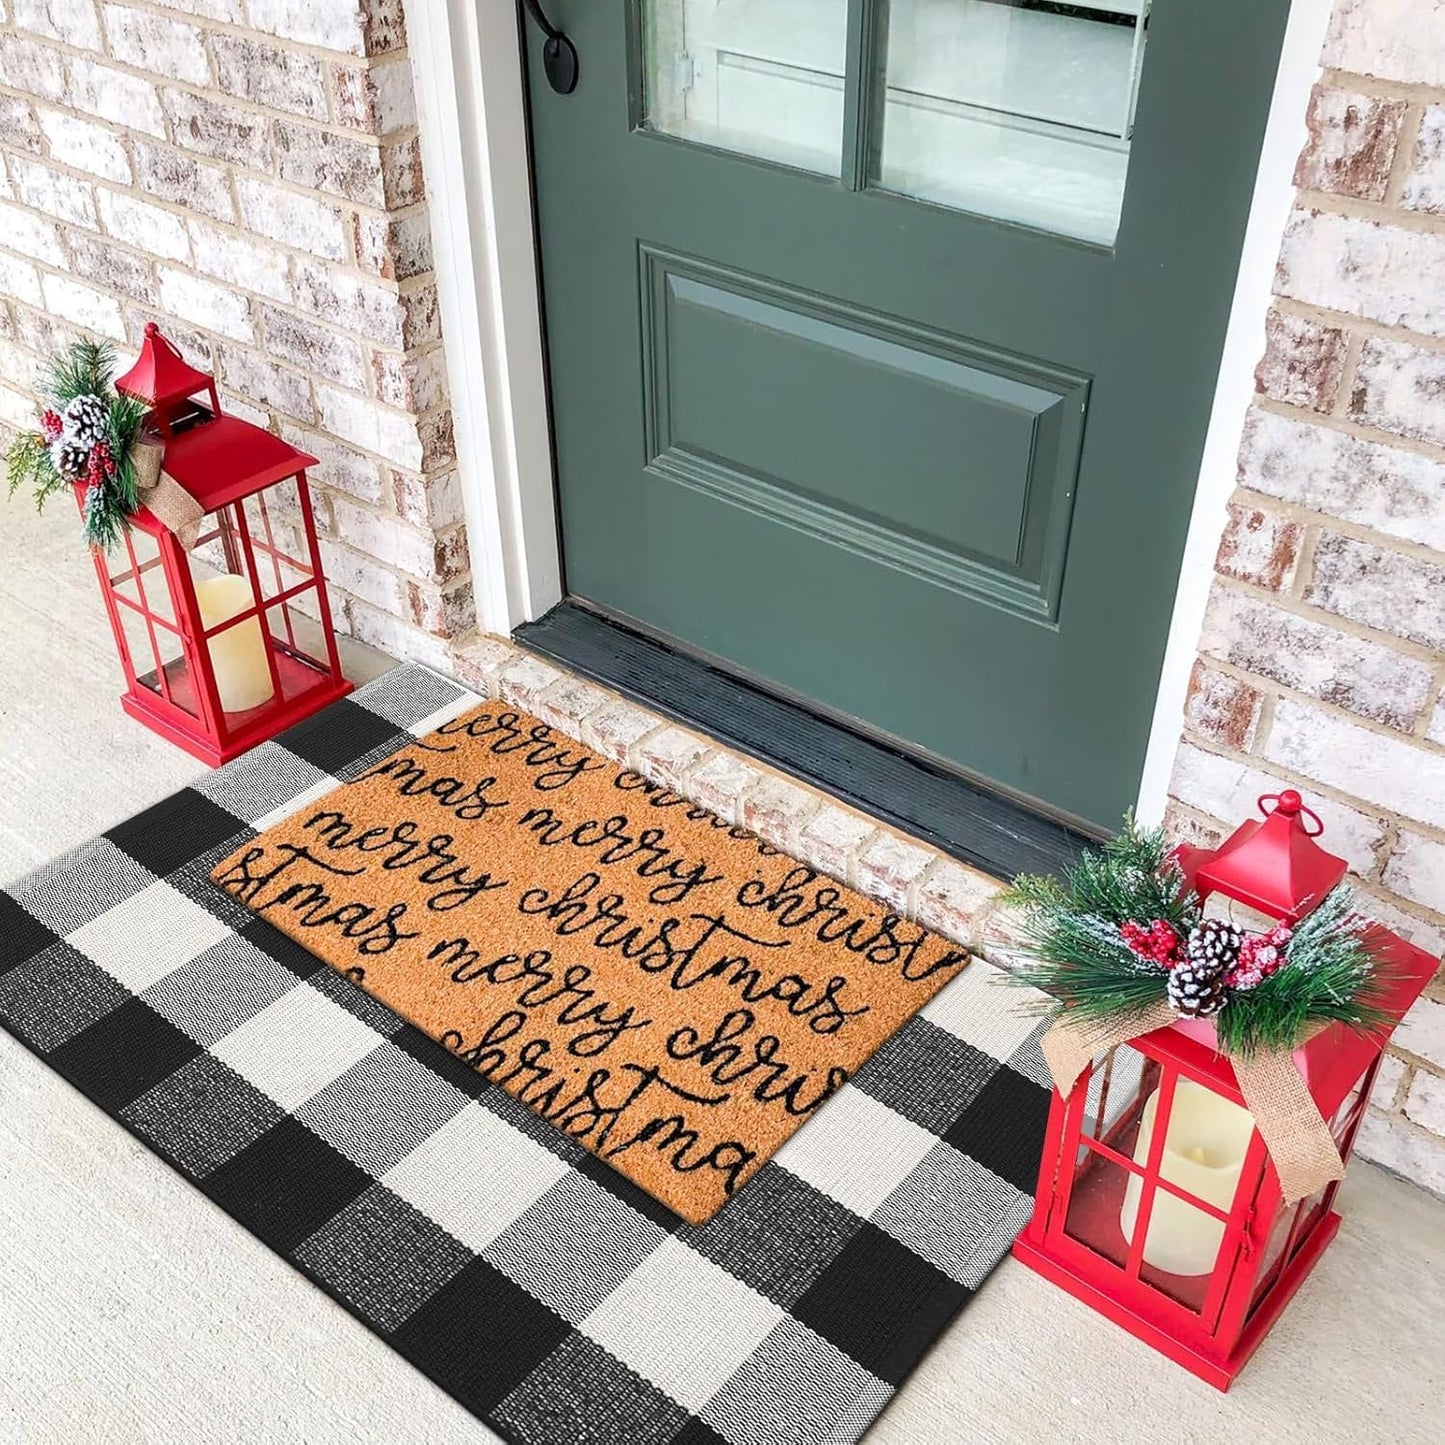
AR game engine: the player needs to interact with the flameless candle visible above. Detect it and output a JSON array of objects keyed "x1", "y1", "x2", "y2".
[
  {"x1": 1119, "y1": 1077, "x2": 1255, "y2": 1276},
  {"x1": 194, "y1": 573, "x2": 275, "y2": 713}
]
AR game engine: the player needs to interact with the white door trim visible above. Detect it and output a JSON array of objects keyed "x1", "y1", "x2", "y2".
[
  {"x1": 406, "y1": 0, "x2": 561, "y2": 635},
  {"x1": 411, "y1": 0, "x2": 1328, "y2": 821},
  {"x1": 1133, "y1": 0, "x2": 1332, "y2": 824}
]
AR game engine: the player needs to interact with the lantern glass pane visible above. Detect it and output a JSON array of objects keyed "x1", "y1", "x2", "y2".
[
  {"x1": 1062, "y1": 1055, "x2": 1257, "y2": 1312},
  {"x1": 117, "y1": 602, "x2": 194, "y2": 717},
  {"x1": 240, "y1": 486, "x2": 313, "y2": 604},
  {"x1": 1248, "y1": 1186, "x2": 1327, "y2": 1317}
]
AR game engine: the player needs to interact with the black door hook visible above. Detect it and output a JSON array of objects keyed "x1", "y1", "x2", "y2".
[{"x1": 523, "y1": 0, "x2": 579, "y2": 95}]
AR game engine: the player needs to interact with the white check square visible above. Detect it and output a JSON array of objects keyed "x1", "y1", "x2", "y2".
[
  {"x1": 67, "y1": 880, "x2": 233, "y2": 995},
  {"x1": 921, "y1": 959, "x2": 1042, "y2": 1062},
  {"x1": 583, "y1": 1237, "x2": 784, "y2": 1412},
  {"x1": 210, "y1": 984, "x2": 383, "y2": 1111},
  {"x1": 251, "y1": 776, "x2": 345, "y2": 833},
  {"x1": 771, "y1": 1087, "x2": 937, "y2": 1217},
  {"x1": 408, "y1": 694, "x2": 483, "y2": 737},
  {"x1": 381, "y1": 1101, "x2": 570, "y2": 1252}
]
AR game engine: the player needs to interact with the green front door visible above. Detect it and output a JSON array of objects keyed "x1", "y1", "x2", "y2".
[{"x1": 524, "y1": 0, "x2": 1288, "y2": 829}]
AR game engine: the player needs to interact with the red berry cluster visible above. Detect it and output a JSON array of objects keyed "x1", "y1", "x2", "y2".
[
  {"x1": 1120, "y1": 918, "x2": 1182, "y2": 967},
  {"x1": 40, "y1": 409, "x2": 62, "y2": 442},
  {"x1": 1224, "y1": 924, "x2": 1293, "y2": 992},
  {"x1": 85, "y1": 440, "x2": 117, "y2": 487}
]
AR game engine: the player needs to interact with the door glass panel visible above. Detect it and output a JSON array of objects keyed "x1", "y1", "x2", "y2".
[
  {"x1": 641, "y1": 0, "x2": 848, "y2": 176},
  {"x1": 878, "y1": 0, "x2": 1151, "y2": 244}
]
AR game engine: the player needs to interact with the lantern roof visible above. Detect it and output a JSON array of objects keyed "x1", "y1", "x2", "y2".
[
  {"x1": 162, "y1": 416, "x2": 318, "y2": 512},
  {"x1": 1182, "y1": 791, "x2": 1349, "y2": 926},
  {"x1": 116, "y1": 322, "x2": 214, "y2": 406}
]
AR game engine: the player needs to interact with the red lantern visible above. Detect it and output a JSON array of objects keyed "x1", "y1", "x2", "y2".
[
  {"x1": 83, "y1": 325, "x2": 352, "y2": 765},
  {"x1": 1012, "y1": 802, "x2": 1437, "y2": 1390}
]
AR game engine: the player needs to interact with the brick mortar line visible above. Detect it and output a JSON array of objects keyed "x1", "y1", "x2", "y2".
[
  {"x1": 1383, "y1": 102, "x2": 1426, "y2": 210},
  {"x1": 1192, "y1": 645, "x2": 1445, "y2": 770},
  {"x1": 1254, "y1": 395, "x2": 1445, "y2": 467},
  {"x1": 322, "y1": 533, "x2": 471, "y2": 597},
  {"x1": 1318, "y1": 66, "x2": 1445, "y2": 108},
  {"x1": 0, "y1": 84, "x2": 427, "y2": 222},
  {"x1": 1267, "y1": 293, "x2": 1445, "y2": 355},
  {"x1": 2, "y1": 288, "x2": 455, "y2": 491},
  {"x1": 0, "y1": 152, "x2": 431, "y2": 297},
  {"x1": 1210, "y1": 564, "x2": 1445, "y2": 684},
  {"x1": 0, "y1": 235, "x2": 438, "y2": 380},
  {"x1": 1, "y1": 9, "x2": 414, "y2": 95},
  {"x1": 1225, "y1": 482, "x2": 1445, "y2": 573},
  {"x1": 1289, "y1": 185, "x2": 1445, "y2": 235},
  {"x1": 1173, "y1": 729, "x2": 1445, "y2": 885},
  {"x1": 1202, "y1": 638, "x2": 1445, "y2": 763}
]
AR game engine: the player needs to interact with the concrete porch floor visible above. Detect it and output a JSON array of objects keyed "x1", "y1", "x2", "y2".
[{"x1": 1, "y1": 501, "x2": 1441, "y2": 1444}]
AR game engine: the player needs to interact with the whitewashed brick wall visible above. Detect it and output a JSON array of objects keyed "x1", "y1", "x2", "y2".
[
  {"x1": 1168, "y1": 0, "x2": 1445, "y2": 1194},
  {"x1": 1, "y1": 0, "x2": 1443, "y2": 1201},
  {"x1": 0, "y1": 0, "x2": 469, "y2": 666}
]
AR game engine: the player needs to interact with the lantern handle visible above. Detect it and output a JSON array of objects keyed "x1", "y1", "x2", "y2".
[{"x1": 1258, "y1": 790, "x2": 1324, "y2": 836}]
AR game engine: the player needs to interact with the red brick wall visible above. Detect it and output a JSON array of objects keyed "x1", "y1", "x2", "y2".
[{"x1": 1167, "y1": 0, "x2": 1445, "y2": 1192}]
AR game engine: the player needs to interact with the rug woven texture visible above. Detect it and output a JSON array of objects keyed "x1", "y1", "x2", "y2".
[{"x1": 0, "y1": 664, "x2": 1052, "y2": 1445}]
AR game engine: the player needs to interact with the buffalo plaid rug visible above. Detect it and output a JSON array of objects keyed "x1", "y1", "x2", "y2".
[{"x1": 0, "y1": 663, "x2": 1052, "y2": 1445}]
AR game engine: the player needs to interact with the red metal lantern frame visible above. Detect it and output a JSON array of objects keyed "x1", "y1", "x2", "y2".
[
  {"x1": 85, "y1": 327, "x2": 352, "y2": 765},
  {"x1": 1013, "y1": 926, "x2": 1436, "y2": 1390}
]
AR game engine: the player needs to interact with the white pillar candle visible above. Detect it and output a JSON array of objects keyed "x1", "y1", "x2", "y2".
[
  {"x1": 194, "y1": 573, "x2": 275, "y2": 714},
  {"x1": 1118, "y1": 1077, "x2": 1255, "y2": 1276}
]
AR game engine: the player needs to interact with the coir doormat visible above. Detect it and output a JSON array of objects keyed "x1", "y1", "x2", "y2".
[
  {"x1": 210, "y1": 697, "x2": 973, "y2": 1223},
  {"x1": 1, "y1": 665, "x2": 1054, "y2": 1445}
]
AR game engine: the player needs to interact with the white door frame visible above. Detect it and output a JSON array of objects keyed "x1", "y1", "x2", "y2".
[{"x1": 407, "y1": 0, "x2": 1332, "y2": 822}]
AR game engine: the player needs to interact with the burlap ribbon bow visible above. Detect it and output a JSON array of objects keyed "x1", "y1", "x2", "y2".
[
  {"x1": 130, "y1": 436, "x2": 204, "y2": 550},
  {"x1": 1040, "y1": 1002, "x2": 1343, "y2": 1205}
]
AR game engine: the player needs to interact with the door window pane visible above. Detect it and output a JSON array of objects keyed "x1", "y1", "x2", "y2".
[
  {"x1": 642, "y1": 0, "x2": 849, "y2": 176},
  {"x1": 879, "y1": 0, "x2": 1151, "y2": 243}
]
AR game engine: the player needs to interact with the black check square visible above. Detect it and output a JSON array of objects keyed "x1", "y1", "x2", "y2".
[
  {"x1": 293, "y1": 1183, "x2": 473, "y2": 1330},
  {"x1": 46, "y1": 998, "x2": 204, "y2": 1113},
  {"x1": 0, "y1": 662, "x2": 1048, "y2": 1445},
  {"x1": 106, "y1": 790, "x2": 251, "y2": 881},
  {"x1": 391, "y1": 1258, "x2": 572, "y2": 1418},
  {"x1": 277, "y1": 697, "x2": 409, "y2": 779},
  {"x1": 204, "y1": 1116, "x2": 373, "y2": 1253},
  {"x1": 943, "y1": 1064, "x2": 1053, "y2": 1195},
  {"x1": 495, "y1": 1334, "x2": 690, "y2": 1445},
  {"x1": 0, "y1": 891, "x2": 60, "y2": 974},
  {"x1": 792, "y1": 1223, "x2": 970, "y2": 1386},
  {"x1": 120, "y1": 1053, "x2": 285, "y2": 1178},
  {"x1": 0, "y1": 942, "x2": 127, "y2": 1051}
]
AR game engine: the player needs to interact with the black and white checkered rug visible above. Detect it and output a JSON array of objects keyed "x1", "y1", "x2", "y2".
[{"x1": 0, "y1": 664, "x2": 1051, "y2": 1444}]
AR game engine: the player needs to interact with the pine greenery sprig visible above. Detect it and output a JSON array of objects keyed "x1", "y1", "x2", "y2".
[
  {"x1": 4, "y1": 339, "x2": 148, "y2": 550},
  {"x1": 1214, "y1": 885, "x2": 1393, "y2": 1057},
  {"x1": 1003, "y1": 817, "x2": 1392, "y2": 1055},
  {"x1": 1004, "y1": 816, "x2": 1199, "y2": 1021}
]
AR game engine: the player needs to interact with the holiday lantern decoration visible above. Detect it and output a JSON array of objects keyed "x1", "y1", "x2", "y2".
[
  {"x1": 1005, "y1": 805, "x2": 1437, "y2": 1389},
  {"x1": 87, "y1": 324, "x2": 350, "y2": 764}
]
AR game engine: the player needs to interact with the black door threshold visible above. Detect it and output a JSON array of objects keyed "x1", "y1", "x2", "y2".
[{"x1": 514, "y1": 600, "x2": 1097, "y2": 881}]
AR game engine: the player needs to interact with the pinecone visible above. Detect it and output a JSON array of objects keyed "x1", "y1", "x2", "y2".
[
  {"x1": 1167, "y1": 960, "x2": 1229, "y2": 1017},
  {"x1": 61, "y1": 392, "x2": 110, "y2": 449},
  {"x1": 1185, "y1": 918, "x2": 1243, "y2": 970},
  {"x1": 50, "y1": 437, "x2": 93, "y2": 479}
]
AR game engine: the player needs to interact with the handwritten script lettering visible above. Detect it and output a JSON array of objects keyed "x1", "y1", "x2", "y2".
[{"x1": 213, "y1": 704, "x2": 970, "y2": 1222}]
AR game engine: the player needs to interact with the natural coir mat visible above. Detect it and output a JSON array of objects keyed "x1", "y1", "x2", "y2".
[{"x1": 212, "y1": 704, "x2": 971, "y2": 1222}]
